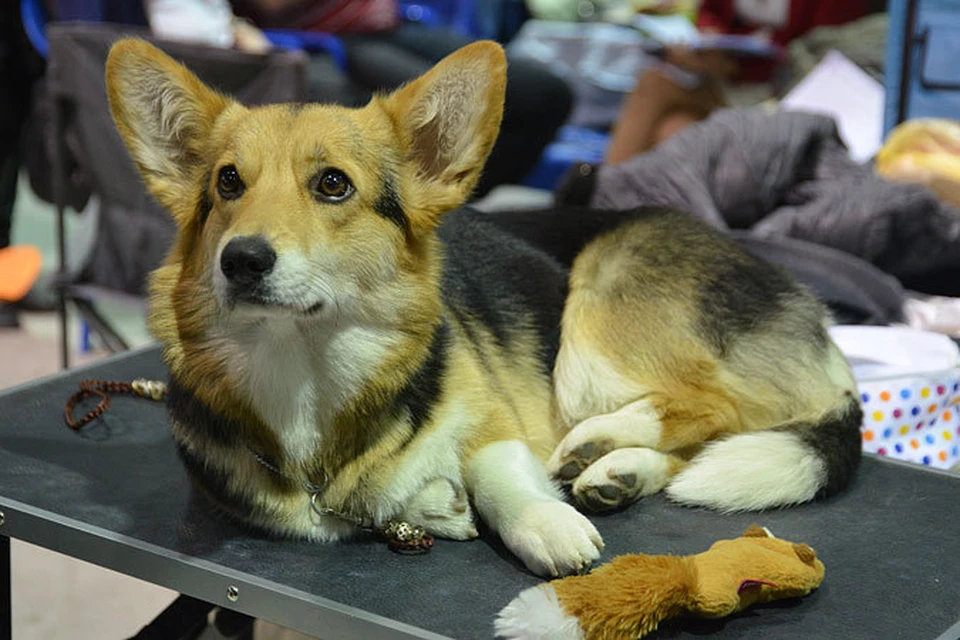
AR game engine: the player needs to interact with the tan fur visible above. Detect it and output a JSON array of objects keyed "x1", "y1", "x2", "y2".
[
  {"x1": 562, "y1": 219, "x2": 849, "y2": 440},
  {"x1": 551, "y1": 218, "x2": 857, "y2": 509}
]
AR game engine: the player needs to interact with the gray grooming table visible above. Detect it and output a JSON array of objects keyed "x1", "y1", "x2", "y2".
[{"x1": 1, "y1": 347, "x2": 959, "y2": 640}]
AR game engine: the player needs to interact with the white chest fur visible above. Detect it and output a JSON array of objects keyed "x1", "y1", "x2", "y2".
[{"x1": 224, "y1": 318, "x2": 397, "y2": 464}]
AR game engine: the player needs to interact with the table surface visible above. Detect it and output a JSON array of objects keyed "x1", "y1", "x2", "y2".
[{"x1": 1, "y1": 347, "x2": 959, "y2": 640}]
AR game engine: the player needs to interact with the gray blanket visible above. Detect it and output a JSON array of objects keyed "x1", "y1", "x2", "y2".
[{"x1": 578, "y1": 108, "x2": 960, "y2": 279}]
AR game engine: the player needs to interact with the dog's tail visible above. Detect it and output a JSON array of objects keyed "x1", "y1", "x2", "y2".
[{"x1": 665, "y1": 392, "x2": 863, "y2": 512}]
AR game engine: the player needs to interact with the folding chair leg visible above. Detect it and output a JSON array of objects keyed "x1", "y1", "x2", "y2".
[
  {"x1": 72, "y1": 298, "x2": 130, "y2": 353},
  {"x1": 51, "y1": 97, "x2": 70, "y2": 370},
  {"x1": 57, "y1": 292, "x2": 69, "y2": 370}
]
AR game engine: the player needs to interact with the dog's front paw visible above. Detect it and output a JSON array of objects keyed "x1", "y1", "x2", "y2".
[
  {"x1": 501, "y1": 501, "x2": 603, "y2": 577},
  {"x1": 402, "y1": 477, "x2": 478, "y2": 540}
]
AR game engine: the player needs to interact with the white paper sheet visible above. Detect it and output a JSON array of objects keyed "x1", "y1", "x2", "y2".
[
  {"x1": 780, "y1": 50, "x2": 885, "y2": 164},
  {"x1": 828, "y1": 325, "x2": 960, "y2": 381}
]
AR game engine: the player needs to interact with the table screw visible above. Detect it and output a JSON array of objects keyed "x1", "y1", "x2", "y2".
[{"x1": 227, "y1": 585, "x2": 239, "y2": 602}]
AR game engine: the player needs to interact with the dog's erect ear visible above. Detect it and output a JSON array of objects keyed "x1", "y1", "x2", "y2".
[
  {"x1": 382, "y1": 41, "x2": 506, "y2": 227},
  {"x1": 105, "y1": 39, "x2": 233, "y2": 224}
]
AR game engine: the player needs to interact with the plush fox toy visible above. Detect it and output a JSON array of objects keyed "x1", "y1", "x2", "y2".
[{"x1": 495, "y1": 526, "x2": 825, "y2": 640}]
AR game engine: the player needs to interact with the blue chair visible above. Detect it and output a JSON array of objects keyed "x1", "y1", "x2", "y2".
[
  {"x1": 262, "y1": 28, "x2": 347, "y2": 71},
  {"x1": 400, "y1": 0, "x2": 531, "y2": 42},
  {"x1": 22, "y1": 0, "x2": 350, "y2": 71},
  {"x1": 400, "y1": 0, "x2": 481, "y2": 37},
  {"x1": 521, "y1": 126, "x2": 609, "y2": 191},
  {"x1": 20, "y1": 0, "x2": 50, "y2": 57},
  {"x1": 21, "y1": 0, "x2": 155, "y2": 58}
]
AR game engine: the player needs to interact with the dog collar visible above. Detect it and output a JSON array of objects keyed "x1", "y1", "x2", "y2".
[{"x1": 246, "y1": 446, "x2": 435, "y2": 554}]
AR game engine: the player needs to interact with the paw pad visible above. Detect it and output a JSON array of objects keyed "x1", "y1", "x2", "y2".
[
  {"x1": 574, "y1": 470, "x2": 643, "y2": 513},
  {"x1": 556, "y1": 440, "x2": 613, "y2": 482}
]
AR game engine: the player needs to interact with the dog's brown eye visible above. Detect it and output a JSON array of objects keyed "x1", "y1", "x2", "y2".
[
  {"x1": 313, "y1": 168, "x2": 353, "y2": 202},
  {"x1": 217, "y1": 165, "x2": 244, "y2": 199}
]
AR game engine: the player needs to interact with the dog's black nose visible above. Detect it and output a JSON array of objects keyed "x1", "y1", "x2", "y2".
[{"x1": 220, "y1": 236, "x2": 276, "y2": 284}]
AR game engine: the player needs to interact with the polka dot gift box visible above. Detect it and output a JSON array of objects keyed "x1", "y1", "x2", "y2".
[{"x1": 830, "y1": 326, "x2": 960, "y2": 469}]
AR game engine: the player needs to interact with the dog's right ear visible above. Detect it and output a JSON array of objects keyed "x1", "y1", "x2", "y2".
[
  {"x1": 380, "y1": 41, "x2": 506, "y2": 232},
  {"x1": 106, "y1": 39, "x2": 233, "y2": 225}
]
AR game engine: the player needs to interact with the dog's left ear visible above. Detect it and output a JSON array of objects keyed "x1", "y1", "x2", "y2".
[{"x1": 382, "y1": 41, "x2": 506, "y2": 227}]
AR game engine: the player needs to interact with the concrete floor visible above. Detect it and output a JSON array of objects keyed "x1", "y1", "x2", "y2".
[{"x1": 3, "y1": 175, "x2": 314, "y2": 639}]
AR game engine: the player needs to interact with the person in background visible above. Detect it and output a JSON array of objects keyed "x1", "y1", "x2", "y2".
[
  {"x1": 145, "y1": 0, "x2": 574, "y2": 196},
  {"x1": 0, "y1": 2, "x2": 43, "y2": 328},
  {"x1": 147, "y1": 0, "x2": 273, "y2": 52},
  {"x1": 604, "y1": 0, "x2": 870, "y2": 164}
]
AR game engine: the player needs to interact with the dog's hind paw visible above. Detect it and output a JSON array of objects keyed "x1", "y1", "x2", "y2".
[
  {"x1": 550, "y1": 439, "x2": 614, "y2": 483},
  {"x1": 501, "y1": 501, "x2": 603, "y2": 577},
  {"x1": 547, "y1": 398, "x2": 662, "y2": 484},
  {"x1": 572, "y1": 447, "x2": 676, "y2": 513}
]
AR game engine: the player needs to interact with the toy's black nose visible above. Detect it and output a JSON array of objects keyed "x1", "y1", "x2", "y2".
[{"x1": 220, "y1": 236, "x2": 276, "y2": 285}]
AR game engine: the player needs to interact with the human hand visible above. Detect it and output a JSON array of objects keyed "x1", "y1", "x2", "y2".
[{"x1": 233, "y1": 19, "x2": 272, "y2": 54}]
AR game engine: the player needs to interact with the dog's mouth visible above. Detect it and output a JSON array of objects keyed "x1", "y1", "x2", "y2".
[
  {"x1": 217, "y1": 271, "x2": 335, "y2": 320},
  {"x1": 228, "y1": 293, "x2": 327, "y2": 318}
]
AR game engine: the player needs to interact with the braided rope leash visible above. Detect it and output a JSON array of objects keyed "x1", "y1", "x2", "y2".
[
  {"x1": 64, "y1": 378, "x2": 168, "y2": 430},
  {"x1": 63, "y1": 378, "x2": 433, "y2": 553}
]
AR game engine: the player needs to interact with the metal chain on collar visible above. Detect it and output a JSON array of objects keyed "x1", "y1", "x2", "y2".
[{"x1": 247, "y1": 448, "x2": 434, "y2": 554}]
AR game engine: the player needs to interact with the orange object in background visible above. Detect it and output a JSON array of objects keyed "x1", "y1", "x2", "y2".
[{"x1": 0, "y1": 245, "x2": 42, "y2": 303}]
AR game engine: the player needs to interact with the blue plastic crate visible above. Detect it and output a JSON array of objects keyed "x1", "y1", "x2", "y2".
[{"x1": 885, "y1": 0, "x2": 960, "y2": 134}]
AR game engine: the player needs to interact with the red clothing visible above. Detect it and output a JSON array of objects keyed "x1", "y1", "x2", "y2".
[
  {"x1": 696, "y1": 0, "x2": 870, "y2": 82},
  {"x1": 232, "y1": 0, "x2": 399, "y2": 33},
  {"x1": 295, "y1": 0, "x2": 398, "y2": 33}
]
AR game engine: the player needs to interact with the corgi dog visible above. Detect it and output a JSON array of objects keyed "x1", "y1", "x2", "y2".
[{"x1": 105, "y1": 39, "x2": 862, "y2": 577}]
